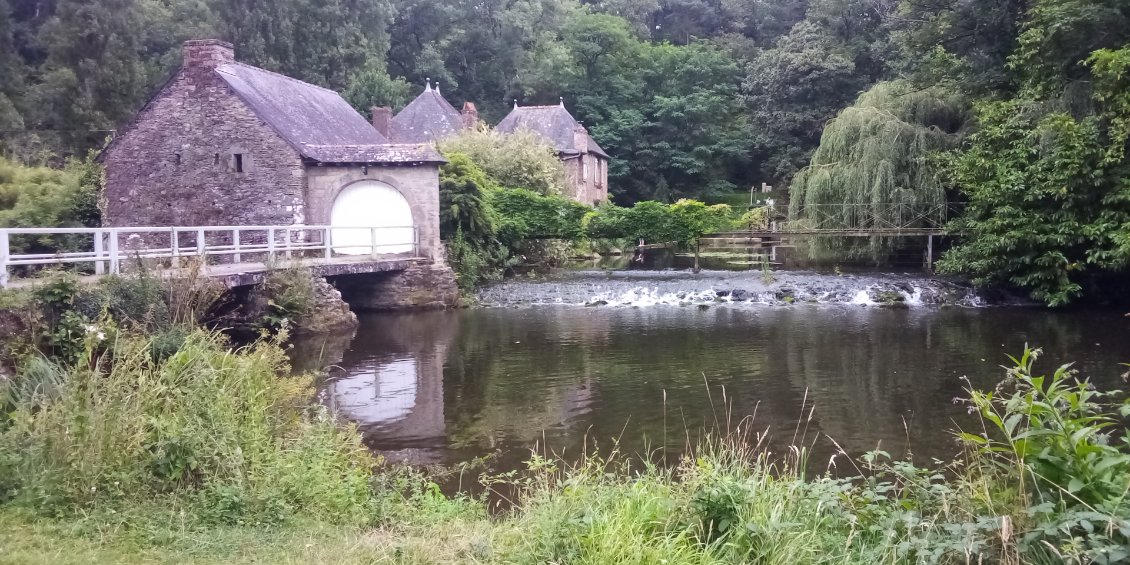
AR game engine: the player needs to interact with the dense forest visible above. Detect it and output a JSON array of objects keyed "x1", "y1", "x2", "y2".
[{"x1": 1, "y1": 0, "x2": 1129, "y2": 303}]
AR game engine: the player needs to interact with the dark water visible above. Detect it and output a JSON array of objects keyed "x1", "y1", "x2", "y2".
[{"x1": 297, "y1": 271, "x2": 1130, "y2": 476}]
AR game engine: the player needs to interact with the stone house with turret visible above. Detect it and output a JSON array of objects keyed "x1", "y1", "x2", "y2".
[
  {"x1": 496, "y1": 101, "x2": 609, "y2": 205},
  {"x1": 99, "y1": 39, "x2": 457, "y2": 308},
  {"x1": 374, "y1": 84, "x2": 610, "y2": 205}
]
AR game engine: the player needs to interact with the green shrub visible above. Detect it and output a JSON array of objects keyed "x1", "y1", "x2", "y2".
[
  {"x1": 0, "y1": 330, "x2": 378, "y2": 526},
  {"x1": 961, "y1": 348, "x2": 1130, "y2": 561},
  {"x1": 257, "y1": 268, "x2": 317, "y2": 330},
  {"x1": 438, "y1": 128, "x2": 569, "y2": 196},
  {"x1": 0, "y1": 156, "x2": 101, "y2": 266},
  {"x1": 583, "y1": 199, "x2": 737, "y2": 247}
]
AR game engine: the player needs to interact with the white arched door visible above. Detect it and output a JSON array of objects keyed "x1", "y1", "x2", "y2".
[{"x1": 330, "y1": 181, "x2": 415, "y2": 255}]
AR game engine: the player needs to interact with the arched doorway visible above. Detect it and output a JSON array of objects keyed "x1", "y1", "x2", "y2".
[{"x1": 330, "y1": 181, "x2": 415, "y2": 255}]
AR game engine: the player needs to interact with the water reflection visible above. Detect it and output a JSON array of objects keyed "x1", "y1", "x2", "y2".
[{"x1": 305, "y1": 301, "x2": 1130, "y2": 474}]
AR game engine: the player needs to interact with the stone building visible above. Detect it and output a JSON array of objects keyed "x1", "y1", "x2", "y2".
[
  {"x1": 496, "y1": 100, "x2": 609, "y2": 205},
  {"x1": 375, "y1": 84, "x2": 610, "y2": 205},
  {"x1": 100, "y1": 39, "x2": 457, "y2": 308},
  {"x1": 373, "y1": 81, "x2": 478, "y2": 143}
]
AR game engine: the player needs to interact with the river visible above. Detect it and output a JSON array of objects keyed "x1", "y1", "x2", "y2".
[{"x1": 296, "y1": 266, "x2": 1130, "y2": 478}]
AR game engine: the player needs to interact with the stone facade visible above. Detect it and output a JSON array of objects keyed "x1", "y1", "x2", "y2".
[
  {"x1": 496, "y1": 103, "x2": 610, "y2": 205},
  {"x1": 100, "y1": 39, "x2": 458, "y2": 314},
  {"x1": 332, "y1": 262, "x2": 459, "y2": 311},
  {"x1": 562, "y1": 150, "x2": 608, "y2": 207},
  {"x1": 102, "y1": 42, "x2": 307, "y2": 227},
  {"x1": 304, "y1": 165, "x2": 443, "y2": 260}
]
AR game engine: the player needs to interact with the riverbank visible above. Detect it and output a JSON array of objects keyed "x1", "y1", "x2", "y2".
[
  {"x1": 2, "y1": 317, "x2": 1128, "y2": 563},
  {"x1": 2, "y1": 268, "x2": 1129, "y2": 563}
]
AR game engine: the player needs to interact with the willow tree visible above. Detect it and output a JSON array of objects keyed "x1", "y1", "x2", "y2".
[{"x1": 788, "y1": 81, "x2": 969, "y2": 231}]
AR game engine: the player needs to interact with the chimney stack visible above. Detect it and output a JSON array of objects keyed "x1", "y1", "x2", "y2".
[
  {"x1": 183, "y1": 39, "x2": 235, "y2": 71},
  {"x1": 371, "y1": 106, "x2": 393, "y2": 138},
  {"x1": 573, "y1": 123, "x2": 589, "y2": 154},
  {"x1": 461, "y1": 102, "x2": 478, "y2": 130}
]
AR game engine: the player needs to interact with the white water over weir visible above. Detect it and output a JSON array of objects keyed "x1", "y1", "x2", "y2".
[{"x1": 476, "y1": 270, "x2": 987, "y2": 308}]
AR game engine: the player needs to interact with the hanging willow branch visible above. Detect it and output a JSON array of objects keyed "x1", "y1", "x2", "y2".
[{"x1": 789, "y1": 81, "x2": 970, "y2": 230}]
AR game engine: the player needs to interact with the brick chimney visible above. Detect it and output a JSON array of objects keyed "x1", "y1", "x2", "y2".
[
  {"x1": 183, "y1": 39, "x2": 234, "y2": 70},
  {"x1": 461, "y1": 102, "x2": 478, "y2": 130},
  {"x1": 371, "y1": 106, "x2": 393, "y2": 138}
]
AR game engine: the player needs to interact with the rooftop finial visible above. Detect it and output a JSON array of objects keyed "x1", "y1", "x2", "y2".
[
  {"x1": 559, "y1": 96, "x2": 565, "y2": 107},
  {"x1": 425, "y1": 77, "x2": 432, "y2": 91},
  {"x1": 513, "y1": 98, "x2": 518, "y2": 109},
  {"x1": 435, "y1": 81, "x2": 441, "y2": 94}
]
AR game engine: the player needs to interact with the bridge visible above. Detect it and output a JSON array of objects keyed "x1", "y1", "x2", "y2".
[
  {"x1": 697, "y1": 202, "x2": 963, "y2": 270},
  {"x1": 0, "y1": 224, "x2": 423, "y2": 288}
]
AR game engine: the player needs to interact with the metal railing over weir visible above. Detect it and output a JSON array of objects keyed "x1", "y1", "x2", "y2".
[
  {"x1": 710, "y1": 202, "x2": 964, "y2": 237},
  {"x1": 0, "y1": 224, "x2": 419, "y2": 287}
]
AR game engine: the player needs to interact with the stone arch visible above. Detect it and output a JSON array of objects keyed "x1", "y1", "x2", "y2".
[{"x1": 330, "y1": 179, "x2": 416, "y2": 255}]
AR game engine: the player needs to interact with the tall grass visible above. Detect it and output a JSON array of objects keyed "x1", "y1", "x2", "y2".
[{"x1": 0, "y1": 330, "x2": 377, "y2": 526}]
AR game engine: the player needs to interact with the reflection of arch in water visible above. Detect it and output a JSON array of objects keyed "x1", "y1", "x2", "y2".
[{"x1": 325, "y1": 358, "x2": 418, "y2": 425}]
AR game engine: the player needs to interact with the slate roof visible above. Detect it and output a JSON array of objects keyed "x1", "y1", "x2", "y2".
[
  {"x1": 496, "y1": 103, "x2": 609, "y2": 159},
  {"x1": 216, "y1": 63, "x2": 444, "y2": 164},
  {"x1": 390, "y1": 83, "x2": 464, "y2": 143}
]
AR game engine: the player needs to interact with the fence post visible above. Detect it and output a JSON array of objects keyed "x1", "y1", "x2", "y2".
[
  {"x1": 233, "y1": 228, "x2": 242, "y2": 263},
  {"x1": 171, "y1": 228, "x2": 179, "y2": 269},
  {"x1": 196, "y1": 228, "x2": 205, "y2": 257},
  {"x1": 267, "y1": 228, "x2": 275, "y2": 263},
  {"x1": 108, "y1": 232, "x2": 120, "y2": 275},
  {"x1": 93, "y1": 229, "x2": 105, "y2": 275},
  {"x1": 0, "y1": 230, "x2": 9, "y2": 288},
  {"x1": 370, "y1": 227, "x2": 378, "y2": 259},
  {"x1": 284, "y1": 227, "x2": 292, "y2": 260},
  {"x1": 324, "y1": 227, "x2": 332, "y2": 259}
]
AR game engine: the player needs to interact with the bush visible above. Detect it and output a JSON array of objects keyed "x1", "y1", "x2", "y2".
[
  {"x1": 0, "y1": 156, "x2": 101, "y2": 266},
  {"x1": 0, "y1": 330, "x2": 377, "y2": 526},
  {"x1": 491, "y1": 188, "x2": 590, "y2": 242},
  {"x1": 582, "y1": 199, "x2": 736, "y2": 247},
  {"x1": 256, "y1": 268, "x2": 317, "y2": 330},
  {"x1": 438, "y1": 128, "x2": 568, "y2": 196}
]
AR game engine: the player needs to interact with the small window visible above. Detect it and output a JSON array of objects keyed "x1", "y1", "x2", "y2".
[
  {"x1": 214, "y1": 153, "x2": 220, "y2": 165},
  {"x1": 233, "y1": 153, "x2": 244, "y2": 173},
  {"x1": 582, "y1": 158, "x2": 589, "y2": 183},
  {"x1": 174, "y1": 153, "x2": 182, "y2": 165}
]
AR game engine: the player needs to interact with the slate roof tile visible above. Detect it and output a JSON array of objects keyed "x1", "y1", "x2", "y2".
[
  {"x1": 496, "y1": 104, "x2": 609, "y2": 159},
  {"x1": 390, "y1": 84, "x2": 465, "y2": 143},
  {"x1": 216, "y1": 63, "x2": 442, "y2": 164}
]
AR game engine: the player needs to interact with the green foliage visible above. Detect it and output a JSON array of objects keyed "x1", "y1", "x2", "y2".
[
  {"x1": 215, "y1": 0, "x2": 394, "y2": 92},
  {"x1": 789, "y1": 81, "x2": 969, "y2": 231},
  {"x1": 961, "y1": 348, "x2": 1130, "y2": 561},
  {"x1": 939, "y1": 45, "x2": 1130, "y2": 305},
  {"x1": 256, "y1": 268, "x2": 316, "y2": 330},
  {"x1": 0, "y1": 156, "x2": 102, "y2": 258},
  {"x1": 0, "y1": 330, "x2": 377, "y2": 526},
  {"x1": 491, "y1": 188, "x2": 589, "y2": 241},
  {"x1": 342, "y1": 60, "x2": 412, "y2": 113},
  {"x1": 438, "y1": 129, "x2": 568, "y2": 197},
  {"x1": 583, "y1": 199, "x2": 735, "y2": 247},
  {"x1": 744, "y1": 20, "x2": 873, "y2": 183},
  {"x1": 438, "y1": 152, "x2": 497, "y2": 241}
]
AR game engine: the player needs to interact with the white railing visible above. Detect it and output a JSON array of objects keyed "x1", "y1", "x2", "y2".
[{"x1": 0, "y1": 225, "x2": 419, "y2": 287}]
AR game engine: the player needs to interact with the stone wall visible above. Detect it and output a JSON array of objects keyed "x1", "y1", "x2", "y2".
[
  {"x1": 102, "y1": 41, "x2": 307, "y2": 230},
  {"x1": 304, "y1": 165, "x2": 443, "y2": 260},
  {"x1": 562, "y1": 153, "x2": 609, "y2": 206},
  {"x1": 331, "y1": 261, "x2": 459, "y2": 311}
]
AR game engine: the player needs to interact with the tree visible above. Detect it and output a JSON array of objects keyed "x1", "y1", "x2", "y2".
[
  {"x1": 938, "y1": 49, "x2": 1130, "y2": 305},
  {"x1": 215, "y1": 0, "x2": 394, "y2": 91},
  {"x1": 744, "y1": 21, "x2": 866, "y2": 183},
  {"x1": 789, "y1": 81, "x2": 968, "y2": 230}
]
